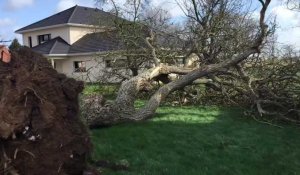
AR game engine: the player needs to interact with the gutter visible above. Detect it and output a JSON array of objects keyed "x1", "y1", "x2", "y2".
[
  {"x1": 16, "y1": 23, "x2": 113, "y2": 34},
  {"x1": 44, "y1": 50, "x2": 125, "y2": 57}
]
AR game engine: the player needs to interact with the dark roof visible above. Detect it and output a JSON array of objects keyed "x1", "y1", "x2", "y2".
[
  {"x1": 16, "y1": 5, "x2": 116, "y2": 33},
  {"x1": 32, "y1": 32, "x2": 122, "y2": 55},
  {"x1": 69, "y1": 31, "x2": 123, "y2": 54},
  {"x1": 32, "y1": 30, "x2": 182, "y2": 55},
  {"x1": 32, "y1": 37, "x2": 70, "y2": 55}
]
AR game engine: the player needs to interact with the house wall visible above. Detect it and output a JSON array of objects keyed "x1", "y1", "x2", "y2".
[
  {"x1": 22, "y1": 26, "x2": 103, "y2": 47},
  {"x1": 22, "y1": 27, "x2": 71, "y2": 47},
  {"x1": 57, "y1": 55, "x2": 104, "y2": 82},
  {"x1": 50, "y1": 55, "x2": 129, "y2": 83},
  {"x1": 52, "y1": 55, "x2": 105, "y2": 82},
  {"x1": 48, "y1": 56, "x2": 64, "y2": 72},
  {"x1": 69, "y1": 26, "x2": 96, "y2": 44}
]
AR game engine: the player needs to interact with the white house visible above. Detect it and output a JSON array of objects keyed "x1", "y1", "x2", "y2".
[{"x1": 16, "y1": 5, "x2": 124, "y2": 82}]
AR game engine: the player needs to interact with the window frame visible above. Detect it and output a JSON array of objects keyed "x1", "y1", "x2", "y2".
[
  {"x1": 37, "y1": 34, "x2": 51, "y2": 45},
  {"x1": 74, "y1": 61, "x2": 87, "y2": 73}
]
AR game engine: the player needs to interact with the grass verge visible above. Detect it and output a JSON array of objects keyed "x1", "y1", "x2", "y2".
[{"x1": 91, "y1": 106, "x2": 300, "y2": 175}]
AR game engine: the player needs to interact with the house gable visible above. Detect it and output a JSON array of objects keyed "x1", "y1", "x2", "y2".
[
  {"x1": 16, "y1": 5, "x2": 117, "y2": 47},
  {"x1": 22, "y1": 27, "x2": 71, "y2": 48}
]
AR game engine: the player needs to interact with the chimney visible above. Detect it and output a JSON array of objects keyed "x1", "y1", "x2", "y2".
[{"x1": 0, "y1": 45, "x2": 11, "y2": 63}]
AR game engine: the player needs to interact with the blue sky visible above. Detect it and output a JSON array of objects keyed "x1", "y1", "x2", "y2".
[{"x1": 1, "y1": 0, "x2": 300, "y2": 49}]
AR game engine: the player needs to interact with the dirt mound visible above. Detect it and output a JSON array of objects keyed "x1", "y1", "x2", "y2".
[{"x1": 0, "y1": 47, "x2": 92, "y2": 175}]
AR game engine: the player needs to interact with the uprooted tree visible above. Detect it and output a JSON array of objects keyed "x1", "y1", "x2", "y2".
[
  {"x1": 0, "y1": 48, "x2": 92, "y2": 174},
  {"x1": 82, "y1": 0, "x2": 298, "y2": 127}
]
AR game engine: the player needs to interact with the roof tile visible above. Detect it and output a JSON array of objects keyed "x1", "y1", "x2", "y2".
[
  {"x1": 32, "y1": 37, "x2": 70, "y2": 55},
  {"x1": 16, "y1": 6, "x2": 116, "y2": 33}
]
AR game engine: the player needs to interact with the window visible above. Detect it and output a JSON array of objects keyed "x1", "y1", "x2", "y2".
[
  {"x1": 74, "y1": 61, "x2": 87, "y2": 72},
  {"x1": 28, "y1": 36, "x2": 32, "y2": 48},
  {"x1": 105, "y1": 60, "x2": 112, "y2": 68},
  {"x1": 38, "y1": 34, "x2": 51, "y2": 45}
]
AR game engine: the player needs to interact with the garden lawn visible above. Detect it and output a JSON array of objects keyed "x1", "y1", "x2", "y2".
[{"x1": 91, "y1": 106, "x2": 300, "y2": 175}]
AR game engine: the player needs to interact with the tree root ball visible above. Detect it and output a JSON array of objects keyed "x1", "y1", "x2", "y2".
[{"x1": 0, "y1": 47, "x2": 92, "y2": 175}]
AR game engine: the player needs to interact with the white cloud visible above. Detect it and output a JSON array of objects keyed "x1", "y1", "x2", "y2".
[
  {"x1": 96, "y1": 0, "x2": 185, "y2": 18},
  {"x1": 149, "y1": 0, "x2": 185, "y2": 18},
  {"x1": 267, "y1": 4, "x2": 300, "y2": 49},
  {"x1": 0, "y1": 18, "x2": 14, "y2": 27},
  {"x1": 56, "y1": 0, "x2": 96, "y2": 12},
  {"x1": 56, "y1": 0, "x2": 77, "y2": 11},
  {"x1": 277, "y1": 26, "x2": 300, "y2": 48},
  {"x1": 250, "y1": 11, "x2": 260, "y2": 20},
  {"x1": 0, "y1": 21, "x2": 18, "y2": 45},
  {"x1": 4, "y1": 0, "x2": 34, "y2": 11},
  {"x1": 271, "y1": 5, "x2": 299, "y2": 25}
]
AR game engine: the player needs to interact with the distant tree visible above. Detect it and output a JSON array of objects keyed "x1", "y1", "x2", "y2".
[{"x1": 9, "y1": 38, "x2": 21, "y2": 51}]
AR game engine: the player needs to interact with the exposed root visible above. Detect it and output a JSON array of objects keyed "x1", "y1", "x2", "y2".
[{"x1": 0, "y1": 47, "x2": 92, "y2": 174}]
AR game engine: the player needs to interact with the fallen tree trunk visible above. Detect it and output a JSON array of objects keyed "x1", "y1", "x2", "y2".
[
  {"x1": 83, "y1": 49, "x2": 258, "y2": 127},
  {"x1": 83, "y1": 0, "x2": 271, "y2": 128},
  {"x1": 0, "y1": 47, "x2": 92, "y2": 175}
]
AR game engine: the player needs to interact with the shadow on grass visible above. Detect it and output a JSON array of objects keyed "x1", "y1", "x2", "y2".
[{"x1": 91, "y1": 107, "x2": 300, "y2": 175}]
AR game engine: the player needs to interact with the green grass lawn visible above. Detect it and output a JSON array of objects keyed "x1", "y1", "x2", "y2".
[{"x1": 91, "y1": 105, "x2": 300, "y2": 175}]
